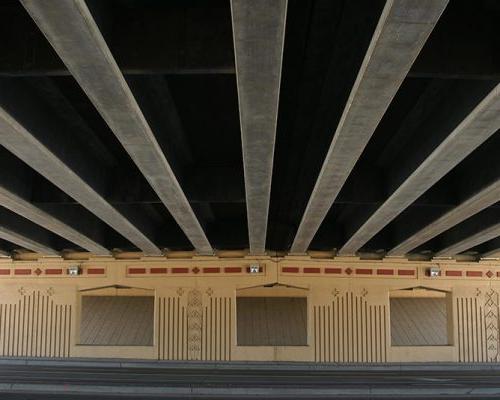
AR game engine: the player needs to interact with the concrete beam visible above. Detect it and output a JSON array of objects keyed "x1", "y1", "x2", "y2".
[
  {"x1": 0, "y1": 207, "x2": 59, "y2": 255},
  {"x1": 0, "y1": 79, "x2": 160, "y2": 255},
  {"x1": 0, "y1": 225, "x2": 57, "y2": 255},
  {"x1": 436, "y1": 222, "x2": 500, "y2": 257},
  {"x1": 389, "y1": 179, "x2": 500, "y2": 256},
  {"x1": 0, "y1": 187, "x2": 110, "y2": 256},
  {"x1": 483, "y1": 248, "x2": 500, "y2": 259},
  {"x1": 22, "y1": 0, "x2": 212, "y2": 254},
  {"x1": 291, "y1": 0, "x2": 448, "y2": 253},
  {"x1": 231, "y1": 0, "x2": 287, "y2": 254},
  {"x1": 340, "y1": 83, "x2": 500, "y2": 255}
]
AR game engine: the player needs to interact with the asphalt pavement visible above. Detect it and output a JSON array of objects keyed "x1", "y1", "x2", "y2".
[{"x1": 0, "y1": 358, "x2": 499, "y2": 399}]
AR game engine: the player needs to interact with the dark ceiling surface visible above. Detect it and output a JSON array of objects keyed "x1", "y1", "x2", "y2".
[{"x1": 0, "y1": 0, "x2": 499, "y2": 258}]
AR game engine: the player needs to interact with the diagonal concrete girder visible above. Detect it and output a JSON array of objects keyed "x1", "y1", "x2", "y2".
[
  {"x1": 0, "y1": 206, "x2": 59, "y2": 255},
  {"x1": 389, "y1": 179, "x2": 500, "y2": 256},
  {"x1": 21, "y1": 0, "x2": 212, "y2": 255},
  {"x1": 0, "y1": 225, "x2": 57, "y2": 255},
  {"x1": 0, "y1": 78, "x2": 161, "y2": 255},
  {"x1": 483, "y1": 248, "x2": 500, "y2": 258},
  {"x1": 0, "y1": 187, "x2": 110, "y2": 256},
  {"x1": 231, "y1": 0, "x2": 287, "y2": 254},
  {"x1": 291, "y1": 0, "x2": 449, "y2": 254},
  {"x1": 340, "y1": 83, "x2": 500, "y2": 255},
  {"x1": 436, "y1": 222, "x2": 500, "y2": 257}
]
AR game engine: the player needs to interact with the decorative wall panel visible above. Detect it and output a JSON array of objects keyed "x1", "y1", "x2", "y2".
[
  {"x1": 313, "y1": 291, "x2": 387, "y2": 362},
  {"x1": 456, "y1": 295, "x2": 486, "y2": 362},
  {"x1": 0, "y1": 289, "x2": 71, "y2": 357},
  {"x1": 157, "y1": 291, "x2": 231, "y2": 361}
]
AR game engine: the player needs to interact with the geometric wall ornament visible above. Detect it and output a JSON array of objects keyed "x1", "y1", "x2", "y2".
[
  {"x1": 187, "y1": 289, "x2": 203, "y2": 360},
  {"x1": 485, "y1": 289, "x2": 500, "y2": 362}
]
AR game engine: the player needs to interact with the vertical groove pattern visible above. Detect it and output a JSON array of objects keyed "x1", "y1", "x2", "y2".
[
  {"x1": 158, "y1": 296, "x2": 231, "y2": 361},
  {"x1": 0, "y1": 290, "x2": 71, "y2": 357},
  {"x1": 456, "y1": 296, "x2": 487, "y2": 362},
  {"x1": 313, "y1": 292, "x2": 387, "y2": 362}
]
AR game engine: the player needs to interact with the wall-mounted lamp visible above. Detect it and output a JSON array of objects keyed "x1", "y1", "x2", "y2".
[
  {"x1": 248, "y1": 264, "x2": 262, "y2": 274},
  {"x1": 67, "y1": 265, "x2": 82, "y2": 276},
  {"x1": 427, "y1": 266, "x2": 441, "y2": 277}
]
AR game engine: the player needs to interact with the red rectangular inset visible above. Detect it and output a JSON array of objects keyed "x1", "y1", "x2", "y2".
[
  {"x1": 445, "y1": 270, "x2": 462, "y2": 277},
  {"x1": 203, "y1": 267, "x2": 220, "y2": 273},
  {"x1": 128, "y1": 268, "x2": 146, "y2": 274},
  {"x1": 303, "y1": 267, "x2": 321, "y2": 274},
  {"x1": 466, "y1": 271, "x2": 482, "y2": 277},
  {"x1": 355, "y1": 268, "x2": 372, "y2": 275},
  {"x1": 87, "y1": 268, "x2": 105, "y2": 275},
  {"x1": 377, "y1": 269, "x2": 394, "y2": 275},
  {"x1": 324, "y1": 268, "x2": 342, "y2": 274},
  {"x1": 224, "y1": 267, "x2": 242, "y2": 273},
  {"x1": 14, "y1": 269, "x2": 31, "y2": 275},
  {"x1": 45, "y1": 269, "x2": 62, "y2": 275},
  {"x1": 150, "y1": 268, "x2": 167, "y2": 274},
  {"x1": 282, "y1": 267, "x2": 299, "y2": 273},
  {"x1": 0, "y1": 269, "x2": 10, "y2": 275},
  {"x1": 397, "y1": 269, "x2": 415, "y2": 276},
  {"x1": 172, "y1": 267, "x2": 189, "y2": 274}
]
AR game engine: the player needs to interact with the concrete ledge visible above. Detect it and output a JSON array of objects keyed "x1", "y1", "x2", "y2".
[{"x1": 1, "y1": 357, "x2": 500, "y2": 371}]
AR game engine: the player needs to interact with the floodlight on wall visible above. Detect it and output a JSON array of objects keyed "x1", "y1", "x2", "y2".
[
  {"x1": 427, "y1": 266, "x2": 441, "y2": 277},
  {"x1": 67, "y1": 265, "x2": 82, "y2": 276},
  {"x1": 248, "y1": 264, "x2": 262, "y2": 274}
]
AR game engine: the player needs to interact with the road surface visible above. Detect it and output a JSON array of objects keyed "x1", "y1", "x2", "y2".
[{"x1": 0, "y1": 359, "x2": 499, "y2": 399}]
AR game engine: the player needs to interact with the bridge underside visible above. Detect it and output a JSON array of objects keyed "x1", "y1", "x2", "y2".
[
  {"x1": 1, "y1": 0, "x2": 500, "y2": 379},
  {"x1": 0, "y1": 0, "x2": 498, "y2": 261}
]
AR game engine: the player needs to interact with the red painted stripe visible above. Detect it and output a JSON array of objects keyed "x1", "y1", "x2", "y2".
[
  {"x1": 377, "y1": 269, "x2": 394, "y2": 275},
  {"x1": 172, "y1": 267, "x2": 189, "y2": 274},
  {"x1": 397, "y1": 269, "x2": 415, "y2": 276},
  {"x1": 0, "y1": 269, "x2": 10, "y2": 275},
  {"x1": 150, "y1": 268, "x2": 167, "y2": 274},
  {"x1": 224, "y1": 267, "x2": 242, "y2": 273},
  {"x1": 203, "y1": 267, "x2": 220, "y2": 273},
  {"x1": 128, "y1": 268, "x2": 146, "y2": 274},
  {"x1": 497, "y1": 272, "x2": 500, "y2": 278},
  {"x1": 14, "y1": 269, "x2": 31, "y2": 275},
  {"x1": 282, "y1": 267, "x2": 299, "y2": 273},
  {"x1": 303, "y1": 267, "x2": 321, "y2": 274},
  {"x1": 355, "y1": 268, "x2": 372, "y2": 275},
  {"x1": 87, "y1": 268, "x2": 105, "y2": 275},
  {"x1": 445, "y1": 270, "x2": 462, "y2": 277},
  {"x1": 466, "y1": 271, "x2": 482, "y2": 277},
  {"x1": 45, "y1": 269, "x2": 62, "y2": 275},
  {"x1": 324, "y1": 268, "x2": 342, "y2": 274}
]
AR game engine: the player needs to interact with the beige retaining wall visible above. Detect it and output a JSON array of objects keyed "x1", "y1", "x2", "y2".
[{"x1": 0, "y1": 254, "x2": 498, "y2": 362}]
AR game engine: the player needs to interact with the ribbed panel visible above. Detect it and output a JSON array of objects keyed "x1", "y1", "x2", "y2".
[
  {"x1": 158, "y1": 295, "x2": 231, "y2": 361},
  {"x1": 157, "y1": 297, "x2": 185, "y2": 360},
  {"x1": 313, "y1": 292, "x2": 387, "y2": 362},
  {"x1": 456, "y1": 297, "x2": 486, "y2": 362},
  {"x1": 0, "y1": 290, "x2": 71, "y2": 357}
]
